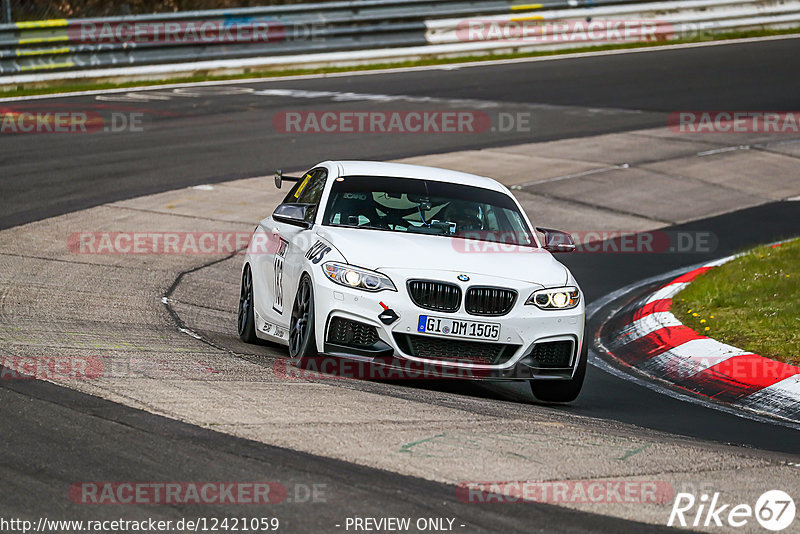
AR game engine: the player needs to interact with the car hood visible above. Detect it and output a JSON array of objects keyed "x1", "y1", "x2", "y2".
[{"x1": 317, "y1": 226, "x2": 569, "y2": 286}]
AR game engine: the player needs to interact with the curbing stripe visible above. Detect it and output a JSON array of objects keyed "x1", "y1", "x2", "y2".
[
  {"x1": 632, "y1": 299, "x2": 672, "y2": 321},
  {"x1": 704, "y1": 354, "x2": 800, "y2": 389},
  {"x1": 640, "y1": 338, "x2": 750, "y2": 378},
  {"x1": 644, "y1": 282, "x2": 688, "y2": 303},
  {"x1": 621, "y1": 312, "x2": 683, "y2": 342},
  {"x1": 665, "y1": 338, "x2": 751, "y2": 372},
  {"x1": 737, "y1": 376, "x2": 800, "y2": 419},
  {"x1": 668, "y1": 266, "x2": 712, "y2": 284},
  {"x1": 601, "y1": 256, "x2": 800, "y2": 421},
  {"x1": 599, "y1": 296, "x2": 670, "y2": 337},
  {"x1": 607, "y1": 324, "x2": 700, "y2": 365}
]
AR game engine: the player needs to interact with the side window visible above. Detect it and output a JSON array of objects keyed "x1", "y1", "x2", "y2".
[
  {"x1": 295, "y1": 169, "x2": 328, "y2": 222},
  {"x1": 484, "y1": 205, "x2": 499, "y2": 230},
  {"x1": 283, "y1": 169, "x2": 319, "y2": 204},
  {"x1": 281, "y1": 172, "x2": 309, "y2": 204}
]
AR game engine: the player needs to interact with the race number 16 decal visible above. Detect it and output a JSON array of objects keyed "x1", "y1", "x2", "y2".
[{"x1": 273, "y1": 238, "x2": 289, "y2": 314}]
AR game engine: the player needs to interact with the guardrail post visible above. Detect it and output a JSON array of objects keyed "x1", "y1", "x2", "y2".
[{"x1": 1, "y1": 0, "x2": 11, "y2": 23}]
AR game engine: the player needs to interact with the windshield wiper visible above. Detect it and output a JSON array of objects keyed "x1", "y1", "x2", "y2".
[{"x1": 330, "y1": 223, "x2": 386, "y2": 231}]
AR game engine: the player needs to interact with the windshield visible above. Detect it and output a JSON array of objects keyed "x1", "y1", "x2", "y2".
[{"x1": 322, "y1": 175, "x2": 535, "y2": 247}]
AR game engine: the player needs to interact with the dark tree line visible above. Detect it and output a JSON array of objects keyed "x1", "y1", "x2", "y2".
[{"x1": 12, "y1": 0, "x2": 334, "y2": 21}]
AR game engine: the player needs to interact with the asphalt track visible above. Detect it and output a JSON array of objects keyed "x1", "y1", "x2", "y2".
[
  {"x1": 1, "y1": 37, "x2": 799, "y2": 530},
  {"x1": 1, "y1": 373, "x2": 678, "y2": 533}
]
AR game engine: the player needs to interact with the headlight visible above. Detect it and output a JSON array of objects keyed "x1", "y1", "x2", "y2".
[
  {"x1": 526, "y1": 287, "x2": 580, "y2": 310},
  {"x1": 322, "y1": 262, "x2": 396, "y2": 292}
]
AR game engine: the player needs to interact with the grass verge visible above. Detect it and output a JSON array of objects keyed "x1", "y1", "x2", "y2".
[
  {"x1": 673, "y1": 239, "x2": 800, "y2": 365},
  {"x1": 1, "y1": 27, "x2": 799, "y2": 99}
]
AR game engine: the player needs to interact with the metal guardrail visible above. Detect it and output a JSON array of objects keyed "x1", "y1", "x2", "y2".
[
  {"x1": 0, "y1": 0, "x2": 649, "y2": 75},
  {"x1": 427, "y1": 0, "x2": 800, "y2": 46},
  {"x1": 0, "y1": 0, "x2": 797, "y2": 79}
]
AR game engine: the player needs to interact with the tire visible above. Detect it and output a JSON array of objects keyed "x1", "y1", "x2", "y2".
[
  {"x1": 529, "y1": 335, "x2": 588, "y2": 403},
  {"x1": 237, "y1": 264, "x2": 259, "y2": 344},
  {"x1": 288, "y1": 274, "x2": 318, "y2": 365}
]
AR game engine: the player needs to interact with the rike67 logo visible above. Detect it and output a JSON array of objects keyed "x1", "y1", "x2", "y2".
[{"x1": 668, "y1": 490, "x2": 795, "y2": 531}]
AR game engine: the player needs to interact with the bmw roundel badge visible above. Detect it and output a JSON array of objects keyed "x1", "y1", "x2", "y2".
[{"x1": 457, "y1": 274, "x2": 470, "y2": 282}]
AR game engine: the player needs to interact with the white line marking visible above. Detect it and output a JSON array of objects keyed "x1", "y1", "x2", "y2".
[
  {"x1": 249, "y1": 88, "x2": 645, "y2": 117},
  {"x1": 703, "y1": 256, "x2": 736, "y2": 268},
  {"x1": 96, "y1": 91, "x2": 190, "y2": 102},
  {"x1": 697, "y1": 145, "x2": 750, "y2": 157},
  {"x1": 97, "y1": 92, "x2": 173, "y2": 102},
  {"x1": 252, "y1": 88, "x2": 502, "y2": 109},
  {"x1": 756, "y1": 138, "x2": 800, "y2": 150},
  {"x1": 515, "y1": 164, "x2": 629, "y2": 188},
  {"x1": 179, "y1": 327, "x2": 203, "y2": 340}
]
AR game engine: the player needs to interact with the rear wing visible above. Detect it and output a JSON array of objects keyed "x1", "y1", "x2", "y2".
[{"x1": 274, "y1": 169, "x2": 303, "y2": 189}]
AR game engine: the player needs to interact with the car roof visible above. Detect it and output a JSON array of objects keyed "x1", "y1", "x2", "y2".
[{"x1": 329, "y1": 160, "x2": 507, "y2": 193}]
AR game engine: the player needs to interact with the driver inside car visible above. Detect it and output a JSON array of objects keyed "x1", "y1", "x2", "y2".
[{"x1": 440, "y1": 200, "x2": 483, "y2": 233}]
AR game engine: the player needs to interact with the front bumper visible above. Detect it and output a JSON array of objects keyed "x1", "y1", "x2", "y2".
[{"x1": 312, "y1": 271, "x2": 585, "y2": 381}]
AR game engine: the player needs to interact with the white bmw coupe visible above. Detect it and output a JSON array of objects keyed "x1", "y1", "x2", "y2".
[{"x1": 238, "y1": 161, "x2": 586, "y2": 401}]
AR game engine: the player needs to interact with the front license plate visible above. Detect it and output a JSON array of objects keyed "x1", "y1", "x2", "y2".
[{"x1": 417, "y1": 315, "x2": 500, "y2": 341}]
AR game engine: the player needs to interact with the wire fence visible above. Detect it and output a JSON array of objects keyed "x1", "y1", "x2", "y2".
[{"x1": 2, "y1": 0, "x2": 342, "y2": 22}]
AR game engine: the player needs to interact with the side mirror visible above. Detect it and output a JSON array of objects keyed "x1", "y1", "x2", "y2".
[
  {"x1": 273, "y1": 203, "x2": 313, "y2": 228},
  {"x1": 536, "y1": 227, "x2": 576, "y2": 253}
]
